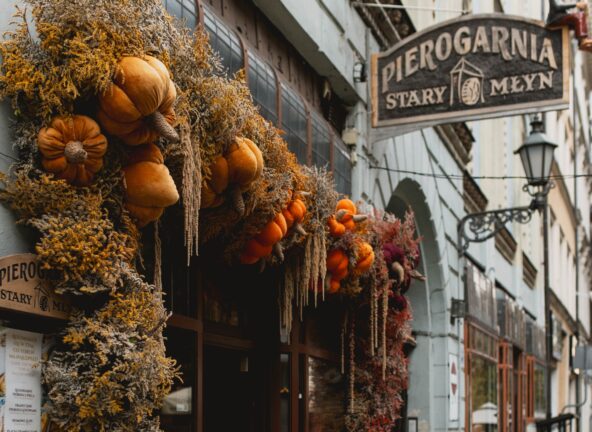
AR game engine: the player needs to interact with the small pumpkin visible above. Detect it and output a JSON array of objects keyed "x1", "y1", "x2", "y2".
[
  {"x1": 325, "y1": 249, "x2": 349, "y2": 293},
  {"x1": 201, "y1": 156, "x2": 229, "y2": 208},
  {"x1": 37, "y1": 115, "x2": 108, "y2": 186},
  {"x1": 282, "y1": 197, "x2": 307, "y2": 235},
  {"x1": 201, "y1": 137, "x2": 264, "y2": 214},
  {"x1": 123, "y1": 143, "x2": 179, "y2": 227},
  {"x1": 97, "y1": 56, "x2": 179, "y2": 145},
  {"x1": 327, "y1": 216, "x2": 346, "y2": 237},
  {"x1": 239, "y1": 212, "x2": 288, "y2": 264},
  {"x1": 328, "y1": 199, "x2": 367, "y2": 237},
  {"x1": 353, "y1": 241, "x2": 375, "y2": 274}
]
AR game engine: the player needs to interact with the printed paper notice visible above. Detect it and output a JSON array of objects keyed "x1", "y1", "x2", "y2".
[{"x1": 4, "y1": 329, "x2": 42, "y2": 432}]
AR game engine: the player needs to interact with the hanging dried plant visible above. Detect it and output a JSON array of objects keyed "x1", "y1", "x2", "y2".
[{"x1": 43, "y1": 265, "x2": 178, "y2": 431}]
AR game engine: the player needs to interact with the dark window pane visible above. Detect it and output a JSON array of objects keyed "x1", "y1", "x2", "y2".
[
  {"x1": 311, "y1": 111, "x2": 330, "y2": 168},
  {"x1": 203, "y1": 9, "x2": 244, "y2": 76},
  {"x1": 247, "y1": 51, "x2": 278, "y2": 124},
  {"x1": 333, "y1": 137, "x2": 352, "y2": 195},
  {"x1": 534, "y1": 363, "x2": 546, "y2": 419},
  {"x1": 161, "y1": 327, "x2": 196, "y2": 432},
  {"x1": 308, "y1": 357, "x2": 345, "y2": 432},
  {"x1": 280, "y1": 354, "x2": 290, "y2": 432},
  {"x1": 281, "y1": 83, "x2": 308, "y2": 164},
  {"x1": 163, "y1": 0, "x2": 198, "y2": 30},
  {"x1": 162, "y1": 214, "x2": 198, "y2": 318}
]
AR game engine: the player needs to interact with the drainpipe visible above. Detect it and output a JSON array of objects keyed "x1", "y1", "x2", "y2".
[{"x1": 572, "y1": 39, "x2": 581, "y2": 432}]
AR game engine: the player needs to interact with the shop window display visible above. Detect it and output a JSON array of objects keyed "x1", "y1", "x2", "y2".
[{"x1": 470, "y1": 356, "x2": 498, "y2": 432}]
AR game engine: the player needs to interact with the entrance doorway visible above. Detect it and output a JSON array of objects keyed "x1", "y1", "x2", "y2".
[{"x1": 204, "y1": 346, "x2": 257, "y2": 432}]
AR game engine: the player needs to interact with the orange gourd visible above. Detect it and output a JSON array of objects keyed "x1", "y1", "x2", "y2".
[
  {"x1": 123, "y1": 143, "x2": 179, "y2": 227},
  {"x1": 327, "y1": 216, "x2": 346, "y2": 237},
  {"x1": 37, "y1": 115, "x2": 108, "y2": 186},
  {"x1": 239, "y1": 194, "x2": 307, "y2": 265},
  {"x1": 201, "y1": 137, "x2": 264, "y2": 214},
  {"x1": 327, "y1": 199, "x2": 367, "y2": 237},
  {"x1": 282, "y1": 197, "x2": 307, "y2": 235},
  {"x1": 239, "y1": 212, "x2": 288, "y2": 264},
  {"x1": 97, "y1": 56, "x2": 179, "y2": 145},
  {"x1": 326, "y1": 249, "x2": 349, "y2": 294},
  {"x1": 353, "y1": 241, "x2": 375, "y2": 274}
]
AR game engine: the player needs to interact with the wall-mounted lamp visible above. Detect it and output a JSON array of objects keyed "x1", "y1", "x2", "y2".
[
  {"x1": 451, "y1": 298, "x2": 466, "y2": 323},
  {"x1": 342, "y1": 127, "x2": 359, "y2": 166},
  {"x1": 353, "y1": 61, "x2": 367, "y2": 83}
]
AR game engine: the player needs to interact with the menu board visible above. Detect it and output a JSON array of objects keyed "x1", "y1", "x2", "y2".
[{"x1": 0, "y1": 328, "x2": 42, "y2": 432}]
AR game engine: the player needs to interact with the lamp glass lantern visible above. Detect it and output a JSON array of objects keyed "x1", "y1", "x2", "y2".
[{"x1": 514, "y1": 118, "x2": 557, "y2": 187}]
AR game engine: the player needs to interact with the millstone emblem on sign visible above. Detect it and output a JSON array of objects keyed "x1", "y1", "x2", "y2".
[{"x1": 371, "y1": 14, "x2": 569, "y2": 128}]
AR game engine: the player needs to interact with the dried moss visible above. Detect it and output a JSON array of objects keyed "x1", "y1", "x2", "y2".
[{"x1": 44, "y1": 266, "x2": 178, "y2": 432}]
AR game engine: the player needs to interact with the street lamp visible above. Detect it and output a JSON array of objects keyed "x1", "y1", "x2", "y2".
[
  {"x1": 457, "y1": 115, "x2": 556, "y2": 421},
  {"x1": 514, "y1": 118, "x2": 557, "y2": 187},
  {"x1": 458, "y1": 116, "x2": 556, "y2": 251}
]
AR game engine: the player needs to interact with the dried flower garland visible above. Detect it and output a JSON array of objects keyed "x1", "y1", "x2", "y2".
[{"x1": 0, "y1": 0, "x2": 421, "y2": 431}]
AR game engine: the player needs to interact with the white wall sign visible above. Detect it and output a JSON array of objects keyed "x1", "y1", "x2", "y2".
[
  {"x1": 449, "y1": 353, "x2": 459, "y2": 422},
  {"x1": 3, "y1": 328, "x2": 42, "y2": 432}
]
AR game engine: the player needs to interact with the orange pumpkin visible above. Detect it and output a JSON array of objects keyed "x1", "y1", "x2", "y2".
[
  {"x1": 353, "y1": 241, "x2": 375, "y2": 274},
  {"x1": 325, "y1": 249, "x2": 349, "y2": 293},
  {"x1": 37, "y1": 115, "x2": 108, "y2": 186},
  {"x1": 282, "y1": 197, "x2": 307, "y2": 235},
  {"x1": 328, "y1": 199, "x2": 367, "y2": 236},
  {"x1": 97, "y1": 56, "x2": 179, "y2": 145},
  {"x1": 123, "y1": 143, "x2": 179, "y2": 227},
  {"x1": 201, "y1": 137, "x2": 264, "y2": 214},
  {"x1": 327, "y1": 216, "x2": 346, "y2": 237},
  {"x1": 239, "y1": 212, "x2": 288, "y2": 264},
  {"x1": 201, "y1": 156, "x2": 229, "y2": 208}
]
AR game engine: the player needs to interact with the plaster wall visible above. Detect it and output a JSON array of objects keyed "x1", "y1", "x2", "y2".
[{"x1": 0, "y1": 1, "x2": 35, "y2": 257}]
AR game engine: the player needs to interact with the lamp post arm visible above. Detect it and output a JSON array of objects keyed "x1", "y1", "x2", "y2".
[{"x1": 457, "y1": 203, "x2": 537, "y2": 253}]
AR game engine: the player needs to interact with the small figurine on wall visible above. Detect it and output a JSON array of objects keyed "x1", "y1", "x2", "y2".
[{"x1": 546, "y1": 0, "x2": 592, "y2": 51}]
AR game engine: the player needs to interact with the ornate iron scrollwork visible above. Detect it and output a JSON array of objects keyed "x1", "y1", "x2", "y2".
[
  {"x1": 458, "y1": 205, "x2": 534, "y2": 252},
  {"x1": 458, "y1": 182, "x2": 553, "y2": 253}
]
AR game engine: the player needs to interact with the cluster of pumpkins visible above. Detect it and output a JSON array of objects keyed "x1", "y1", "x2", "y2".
[
  {"x1": 239, "y1": 195, "x2": 307, "y2": 264},
  {"x1": 325, "y1": 199, "x2": 375, "y2": 294},
  {"x1": 36, "y1": 55, "x2": 264, "y2": 228},
  {"x1": 36, "y1": 54, "x2": 380, "y2": 292}
]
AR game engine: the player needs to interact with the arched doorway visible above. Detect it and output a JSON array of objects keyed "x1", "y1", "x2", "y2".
[{"x1": 387, "y1": 178, "x2": 447, "y2": 432}]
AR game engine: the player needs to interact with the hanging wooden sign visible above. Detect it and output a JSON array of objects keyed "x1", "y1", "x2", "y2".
[
  {"x1": 371, "y1": 14, "x2": 569, "y2": 129},
  {"x1": 0, "y1": 253, "x2": 69, "y2": 319}
]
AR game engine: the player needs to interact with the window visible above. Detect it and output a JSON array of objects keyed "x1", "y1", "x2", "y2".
[
  {"x1": 526, "y1": 356, "x2": 546, "y2": 424},
  {"x1": 247, "y1": 51, "x2": 278, "y2": 124},
  {"x1": 466, "y1": 324, "x2": 498, "y2": 432},
  {"x1": 161, "y1": 327, "x2": 197, "y2": 432},
  {"x1": 311, "y1": 111, "x2": 331, "y2": 168},
  {"x1": 203, "y1": 9, "x2": 244, "y2": 76},
  {"x1": 280, "y1": 301, "x2": 344, "y2": 431},
  {"x1": 163, "y1": 0, "x2": 198, "y2": 29},
  {"x1": 470, "y1": 356, "x2": 498, "y2": 432},
  {"x1": 308, "y1": 357, "x2": 345, "y2": 431},
  {"x1": 333, "y1": 137, "x2": 352, "y2": 196},
  {"x1": 281, "y1": 82, "x2": 309, "y2": 165}
]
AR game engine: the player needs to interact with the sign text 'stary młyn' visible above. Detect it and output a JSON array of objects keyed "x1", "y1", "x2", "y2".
[
  {"x1": 0, "y1": 253, "x2": 69, "y2": 319},
  {"x1": 371, "y1": 14, "x2": 569, "y2": 128}
]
